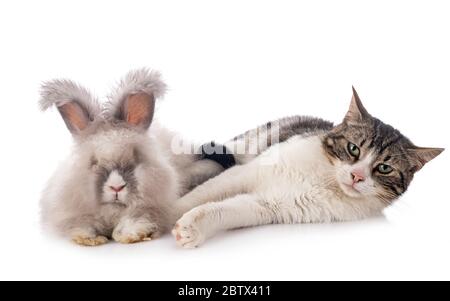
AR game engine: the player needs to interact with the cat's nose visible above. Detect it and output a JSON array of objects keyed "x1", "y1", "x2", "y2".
[
  {"x1": 351, "y1": 171, "x2": 365, "y2": 183},
  {"x1": 109, "y1": 184, "x2": 126, "y2": 193}
]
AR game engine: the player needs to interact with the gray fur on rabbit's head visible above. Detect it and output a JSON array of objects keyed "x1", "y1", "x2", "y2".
[{"x1": 40, "y1": 69, "x2": 176, "y2": 210}]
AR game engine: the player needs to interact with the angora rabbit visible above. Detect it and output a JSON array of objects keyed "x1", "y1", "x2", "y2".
[{"x1": 39, "y1": 68, "x2": 223, "y2": 246}]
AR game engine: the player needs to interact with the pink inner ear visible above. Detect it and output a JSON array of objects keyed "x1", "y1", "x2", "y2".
[
  {"x1": 125, "y1": 93, "x2": 154, "y2": 127},
  {"x1": 59, "y1": 102, "x2": 89, "y2": 131}
]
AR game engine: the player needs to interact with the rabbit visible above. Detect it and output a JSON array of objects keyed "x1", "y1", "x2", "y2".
[{"x1": 39, "y1": 68, "x2": 224, "y2": 246}]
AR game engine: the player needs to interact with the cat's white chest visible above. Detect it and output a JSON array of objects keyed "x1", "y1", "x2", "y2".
[
  {"x1": 250, "y1": 135, "x2": 384, "y2": 222},
  {"x1": 256, "y1": 135, "x2": 333, "y2": 189},
  {"x1": 253, "y1": 136, "x2": 344, "y2": 222}
]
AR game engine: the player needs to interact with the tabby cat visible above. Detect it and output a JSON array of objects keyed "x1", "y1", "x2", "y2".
[{"x1": 172, "y1": 87, "x2": 443, "y2": 248}]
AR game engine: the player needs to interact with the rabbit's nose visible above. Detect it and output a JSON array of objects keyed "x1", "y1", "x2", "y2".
[{"x1": 109, "y1": 184, "x2": 126, "y2": 193}]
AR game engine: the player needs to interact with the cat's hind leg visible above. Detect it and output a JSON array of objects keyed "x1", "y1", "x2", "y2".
[{"x1": 172, "y1": 194, "x2": 274, "y2": 248}]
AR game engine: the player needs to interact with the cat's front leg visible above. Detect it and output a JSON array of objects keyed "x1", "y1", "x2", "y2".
[
  {"x1": 173, "y1": 164, "x2": 255, "y2": 221},
  {"x1": 172, "y1": 194, "x2": 274, "y2": 248}
]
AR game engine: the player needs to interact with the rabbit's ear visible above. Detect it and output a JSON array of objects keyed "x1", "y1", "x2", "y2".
[
  {"x1": 40, "y1": 79, "x2": 100, "y2": 135},
  {"x1": 107, "y1": 68, "x2": 167, "y2": 130},
  {"x1": 120, "y1": 92, "x2": 155, "y2": 128}
]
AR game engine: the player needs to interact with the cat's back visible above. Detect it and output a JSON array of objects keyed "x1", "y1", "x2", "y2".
[
  {"x1": 227, "y1": 116, "x2": 333, "y2": 164},
  {"x1": 233, "y1": 115, "x2": 333, "y2": 142}
]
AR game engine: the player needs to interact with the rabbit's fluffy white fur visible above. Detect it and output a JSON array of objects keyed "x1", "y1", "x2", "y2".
[{"x1": 40, "y1": 68, "x2": 222, "y2": 246}]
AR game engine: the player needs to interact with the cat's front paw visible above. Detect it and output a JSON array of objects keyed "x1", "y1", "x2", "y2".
[
  {"x1": 172, "y1": 213, "x2": 206, "y2": 248},
  {"x1": 112, "y1": 218, "x2": 160, "y2": 244}
]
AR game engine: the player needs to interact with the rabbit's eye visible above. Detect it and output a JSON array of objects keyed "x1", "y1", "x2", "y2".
[
  {"x1": 121, "y1": 164, "x2": 136, "y2": 175},
  {"x1": 90, "y1": 157, "x2": 99, "y2": 168}
]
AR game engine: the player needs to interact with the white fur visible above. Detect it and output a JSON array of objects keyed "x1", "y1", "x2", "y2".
[
  {"x1": 173, "y1": 135, "x2": 386, "y2": 248},
  {"x1": 112, "y1": 217, "x2": 159, "y2": 243},
  {"x1": 39, "y1": 69, "x2": 224, "y2": 245},
  {"x1": 105, "y1": 68, "x2": 167, "y2": 116},
  {"x1": 102, "y1": 170, "x2": 128, "y2": 204},
  {"x1": 335, "y1": 152, "x2": 378, "y2": 198},
  {"x1": 39, "y1": 79, "x2": 101, "y2": 117}
]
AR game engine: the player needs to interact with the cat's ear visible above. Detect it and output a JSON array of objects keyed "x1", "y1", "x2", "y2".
[
  {"x1": 344, "y1": 86, "x2": 370, "y2": 122},
  {"x1": 408, "y1": 147, "x2": 444, "y2": 171}
]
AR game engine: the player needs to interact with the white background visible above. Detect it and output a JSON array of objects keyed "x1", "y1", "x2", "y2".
[{"x1": 0, "y1": 0, "x2": 449, "y2": 280}]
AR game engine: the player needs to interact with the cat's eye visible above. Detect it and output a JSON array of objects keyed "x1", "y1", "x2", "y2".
[
  {"x1": 377, "y1": 163, "x2": 393, "y2": 174},
  {"x1": 347, "y1": 142, "x2": 360, "y2": 158}
]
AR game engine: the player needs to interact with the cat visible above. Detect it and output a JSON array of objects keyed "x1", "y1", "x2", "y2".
[{"x1": 171, "y1": 87, "x2": 444, "y2": 248}]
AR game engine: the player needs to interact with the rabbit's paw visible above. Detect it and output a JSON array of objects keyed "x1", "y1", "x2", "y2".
[
  {"x1": 172, "y1": 212, "x2": 207, "y2": 248},
  {"x1": 70, "y1": 228, "x2": 108, "y2": 246},
  {"x1": 113, "y1": 218, "x2": 159, "y2": 244},
  {"x1": 72, "y1": 235, "x2": 108, "y2": 246}
]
